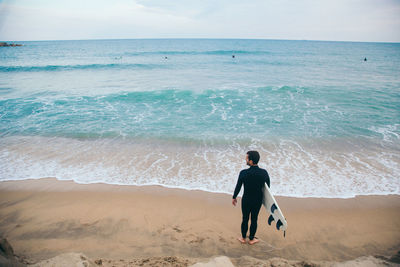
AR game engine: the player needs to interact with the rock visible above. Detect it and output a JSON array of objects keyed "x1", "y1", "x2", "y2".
[
  {"x1": 0, "y1": 238, "x2": 15, "y2": 258},
  {"x1": 332, "y1": 255, "x2": 397, "y2": 267},
  {"x1": 0, "y1": 42, "x2": 23, "y2": 47},
  {"x1": 190, "y1": 256, "x2": 234, "y2": 267},
  {"x1": 388, "y1": 250, "x2": 400, "y2": 264},
  {"x1": 0, "y1": 238, "x2": 25, "y2": 266},
  {"x1": 94, "y1": 259, "x2": 102, "y2": 265},
  {"x1": 29, "y1": 253, "x2": 97, "y2": 267}
]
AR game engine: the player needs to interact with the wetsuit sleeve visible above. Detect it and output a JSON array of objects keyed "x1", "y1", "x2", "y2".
[
  {"x1": 265, "y1": 170, "x2": 270, "y2": 188},
  {"x1": 232, "y1": 170, "x2": 244, "y2": 199}
]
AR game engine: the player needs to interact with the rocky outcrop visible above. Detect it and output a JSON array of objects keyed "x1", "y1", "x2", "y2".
[
  {"x1": 29, "y1": 253, "x2": 97, "y2": 267},
  {"x1": 0, "y1": 237, "x2": 25, "y2": 266},
  {"x1": 190, "y1": 256, "x2": 234, "y2": 267},
  {"x1": 0, "y1": 42, "x2": 22, "y2": 47}
]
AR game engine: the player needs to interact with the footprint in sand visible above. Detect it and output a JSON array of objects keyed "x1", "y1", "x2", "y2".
[
  {"x1": 218, "y1": 236, "x2": 227, "y2": 243},
  {"x1": 189, "y1": 236, "x2": 205, "y2": 244},
  {"x1": 172, "y1": 226, "x2": 183, "y2": 233}
]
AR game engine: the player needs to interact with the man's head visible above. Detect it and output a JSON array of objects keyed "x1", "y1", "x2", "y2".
[{"x1": 246, "y1": 151, "x2": 260, "y2": 166}]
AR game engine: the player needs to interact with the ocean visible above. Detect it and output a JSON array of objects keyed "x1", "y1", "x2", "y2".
[{"x1": 0, "y1": 39, "x2": 399, "y2": 198}]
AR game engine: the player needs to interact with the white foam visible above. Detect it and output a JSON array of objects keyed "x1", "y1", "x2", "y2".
[
  {"x1": 369, "y1": 124, "x2": 400, "y2": 143},
  {"x1": 0, "y1": 136, "x2": 399, "y2": 198}
]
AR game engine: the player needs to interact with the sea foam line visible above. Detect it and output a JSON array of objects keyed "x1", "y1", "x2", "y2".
[{"x1": 0, "y1": 136, "x2": 399, "y2": 198}]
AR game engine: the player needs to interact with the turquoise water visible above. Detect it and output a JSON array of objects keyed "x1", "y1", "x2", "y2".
[{"x1": 0, "y1": 39, "x2": 399, "y2": 197}]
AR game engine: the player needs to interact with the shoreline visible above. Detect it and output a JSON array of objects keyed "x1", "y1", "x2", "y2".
[
  {"x1": 1, "y1": 178, "x2": 399, "y2": 265},
  {"x1": 2, "y1": 134, "x2": 398, "y2": 200},
  {"x1": 1, "y1": 177, "x2": 398, "y2": 199}
]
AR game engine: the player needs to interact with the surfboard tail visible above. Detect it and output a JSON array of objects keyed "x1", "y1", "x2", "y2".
[
  {"x1": 276, "y1": 219, "x2": 283, "y2": 230},
  {"x1": 268, "y1": 214, "x2": 274, "y2": 225}
]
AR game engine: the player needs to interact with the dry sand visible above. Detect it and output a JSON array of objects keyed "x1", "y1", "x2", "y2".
[{"x1": 0, "y1": 178, "x2": 399, "y2": 266}]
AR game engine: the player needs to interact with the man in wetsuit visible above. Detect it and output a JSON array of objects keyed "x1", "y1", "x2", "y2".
[{"x1": 232, "y1": 151, "x2": 270, "y2": 245}]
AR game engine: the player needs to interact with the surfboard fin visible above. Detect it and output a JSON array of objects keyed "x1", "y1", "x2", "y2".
[
  {"x1": 276, "y1": 219, "x2": 283, "y2": 230},
  {"x1": 268, "y1": 214, "x2": 274, "y2": 225},
  {"x1": 271, "y1": 203, "x2": 278, "y2": 213}
]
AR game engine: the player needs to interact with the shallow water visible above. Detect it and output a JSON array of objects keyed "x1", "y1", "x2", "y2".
[{"x1": 1, "y1": 39, "x2": 399, "y2": 197}]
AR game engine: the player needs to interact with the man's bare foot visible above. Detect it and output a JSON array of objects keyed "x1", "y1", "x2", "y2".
[
  {"x1": 248, "y1": 238, "x2": 259, "y2": 245},
  {"x1": 237, "y1": 237, "x2": 246, "y2": 244}
]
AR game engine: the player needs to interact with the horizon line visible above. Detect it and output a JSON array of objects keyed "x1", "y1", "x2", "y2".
[{"x1": 2, "y1": 37, "x2": 400, "y2": 44}]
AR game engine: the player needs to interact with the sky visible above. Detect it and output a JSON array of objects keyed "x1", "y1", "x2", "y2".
[{"x1": 0, "y1": 0, "x2": 399, "y2": 42}]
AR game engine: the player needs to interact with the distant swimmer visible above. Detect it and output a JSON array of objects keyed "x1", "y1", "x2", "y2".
[
  {"x1": 364, "y1": 57, "x2": 367, "y2": 61},
  {"x1": 232, "y1": 55, "x2": 235, "y2": 58},
  {"x1": 165, "y1": 56, "x2": 168, "y2": 59}
]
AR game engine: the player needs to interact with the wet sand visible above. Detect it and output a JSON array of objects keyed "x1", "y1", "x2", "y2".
[{"x1": 0, "y1": 178, "x2": 399, "y2": 266}]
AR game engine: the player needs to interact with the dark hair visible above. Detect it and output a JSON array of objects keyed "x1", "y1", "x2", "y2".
[{"x1": 247, "y1": 151, "x2": 260, "y2": 164}]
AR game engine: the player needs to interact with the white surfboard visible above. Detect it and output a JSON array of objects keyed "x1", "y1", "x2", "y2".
[{"x1": 262, "y1": 184, "x2": 288, "y2": 237}]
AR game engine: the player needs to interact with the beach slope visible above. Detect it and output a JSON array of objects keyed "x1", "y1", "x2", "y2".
[{"x1": 0, "y1": 178, "x2": 399, "y2": 265}]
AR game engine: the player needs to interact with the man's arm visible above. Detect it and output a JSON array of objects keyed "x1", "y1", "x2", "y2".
[
  {"x1": 265, "y1": 170, "x2": 270, "y2": 188},
  {"x1": 232, "y1": 170, "x2": 244, "y2": 199}
]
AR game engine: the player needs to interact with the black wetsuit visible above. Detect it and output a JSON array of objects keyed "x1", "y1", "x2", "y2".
[{"x1": 232, "y1": 165, "x2": 270, "y2": 240}]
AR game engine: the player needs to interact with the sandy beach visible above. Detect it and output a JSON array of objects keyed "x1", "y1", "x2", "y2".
[{"x1": 0, "y1": 178, "x2": 399, "y2": 266}]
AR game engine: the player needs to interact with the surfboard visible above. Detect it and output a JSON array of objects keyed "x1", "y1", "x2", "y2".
[{"x1": 262, "y1": 184, "x2": 288, "y2": 237}]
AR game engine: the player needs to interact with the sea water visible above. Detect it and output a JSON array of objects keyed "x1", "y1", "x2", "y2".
[{"x1": 0, "y1": 39, "x2": 399, "y2": 197}]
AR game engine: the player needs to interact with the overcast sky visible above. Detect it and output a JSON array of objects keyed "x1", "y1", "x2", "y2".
[{"x1": 0, "y1": 0, "x2": 399, "y2": 42}]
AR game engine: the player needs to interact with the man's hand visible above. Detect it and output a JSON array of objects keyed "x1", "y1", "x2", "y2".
[{"x1": 232, "y1": 198, "x2": 237, "y2": 206}]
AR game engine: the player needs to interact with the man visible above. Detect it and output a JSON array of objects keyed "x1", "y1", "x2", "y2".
[{"x1": 232, "y1": 151, "x2": 270, "y2": 245}]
